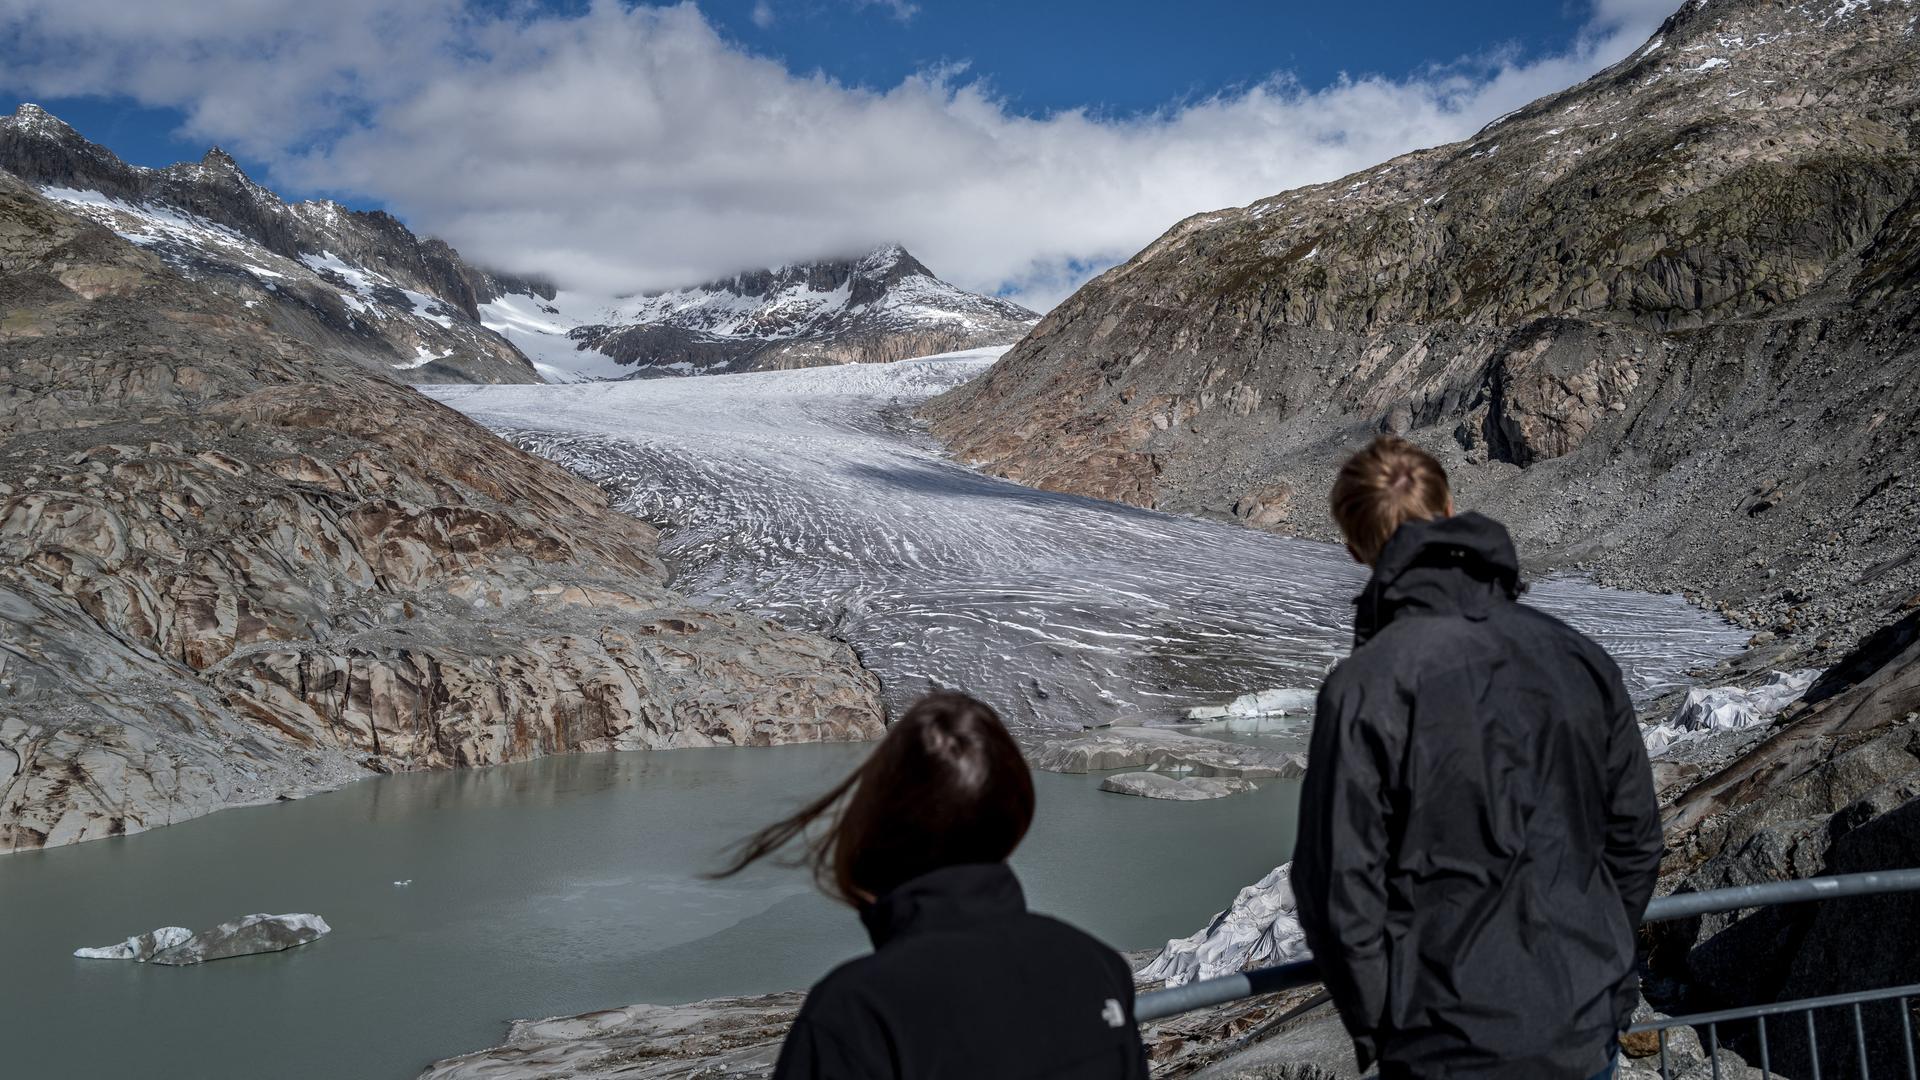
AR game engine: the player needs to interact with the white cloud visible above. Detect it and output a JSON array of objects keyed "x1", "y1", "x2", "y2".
[
  {"x1": 0, "y1": 0, "x2": 1674, "y2": 311},
  {"x1": 750, "y1": 0, "x2": 774, "y2": 29}
]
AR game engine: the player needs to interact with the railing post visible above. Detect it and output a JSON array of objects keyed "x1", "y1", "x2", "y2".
[
  {"x1": 1756, "y1": 1013, "x2": 1770, "y2": 1080},
  {"x1": 1899, "y1": 997, "x2": 1916, "y2": 1080},
  {"x1": 1808, "y1": 1009, "x2": 1823, "y2": 1080},
  {"x1": 1857, "y1": 1002, "x2": 1873, "y2": 1080}
]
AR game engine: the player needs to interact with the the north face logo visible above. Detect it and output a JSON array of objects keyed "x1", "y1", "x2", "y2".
[{"x1": 1100, "y1": 998, "x2": 1125, "y2": 1029}]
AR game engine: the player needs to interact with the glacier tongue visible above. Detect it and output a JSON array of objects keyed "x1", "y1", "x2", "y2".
[{"x1": 427, "y1": 354, "x2": 1746, "y2": 737}]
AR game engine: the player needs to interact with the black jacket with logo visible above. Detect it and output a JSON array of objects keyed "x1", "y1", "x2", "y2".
[
  {"x1": 773, "y1": 862, "x2": 1149, "y2": 1079},
  {"x1": 1291, "y1": 513, "x2": 1664, "y2": 1080}
]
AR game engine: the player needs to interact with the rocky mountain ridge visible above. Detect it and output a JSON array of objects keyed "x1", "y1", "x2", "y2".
[
  {"x1": 542, "y1": 244, "x2": 1039, "y2": 378},
  {"x1": 924, "y1": 0, "x2": 1920, "y2": 656},
  {"x1": 0, "y1": 173, "x2": 886, "y2": 852},
  {"x1": 1, "y1": 104, "x2": 1038, "y2": 385},
  {"x1": 0, "y1": 103, "x2": 549, "y2": 384}
]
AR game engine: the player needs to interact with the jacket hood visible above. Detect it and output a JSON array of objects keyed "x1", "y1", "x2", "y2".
[
  {"x1": 1354, "y1": 512, "x2": 1523, "y2": 646},
  {"x1": 858, "y1": 862, "x2": 1026, "y2": 949}
]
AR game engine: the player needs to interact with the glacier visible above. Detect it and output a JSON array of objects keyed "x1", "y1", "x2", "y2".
[{"x1": 427, "y1": 351, "x2": 1746, "y2": 737}]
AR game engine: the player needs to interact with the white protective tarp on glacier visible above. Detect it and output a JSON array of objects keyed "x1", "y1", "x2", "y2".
[
  {"x1": 1642, "y1": 669, "x2": 1819, "y2": 752},
  {"x1": 1137, "y1": 863, "x2": 1310, "y2": 988}
]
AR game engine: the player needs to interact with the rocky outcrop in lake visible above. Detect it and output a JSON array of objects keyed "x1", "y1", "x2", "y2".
[
  {"x1": 924, "y1": 0, "x2": 1920, "y2": 653},
  {"x1": 1029, "y1": 725, "x2": 1306, "y2": 779},
  {"x1": 0, "y1": 174, "x2": 886, "y2": 853}
]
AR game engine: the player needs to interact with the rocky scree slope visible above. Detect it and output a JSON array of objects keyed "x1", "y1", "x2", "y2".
[
  {"x1": 925, "y1": 0, "x2": 1920, "y2": 655},
  {"x1": 0, "y1": 175, "x2": 885, "y2": 853},
  {"x1": 566, "y1": 244, "x2": 1039, "y2": 376},
  {"x1": 0, "y1": 103, "x2": 548, "y2": 385}
]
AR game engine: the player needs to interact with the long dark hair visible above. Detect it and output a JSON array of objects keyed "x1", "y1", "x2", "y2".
[{"x1": 713, "y1": 691, "x2": 1035, "y2": 905}]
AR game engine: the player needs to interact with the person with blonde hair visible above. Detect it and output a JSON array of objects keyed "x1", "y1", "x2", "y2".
[{"x1": 1292, "y1": 436, "x2": 1662, "y2": 1080}]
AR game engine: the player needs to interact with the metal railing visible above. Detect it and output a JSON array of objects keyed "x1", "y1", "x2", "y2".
[{"x1": 1136, "y1": 868, "x2": 1920, "y2": 1078}]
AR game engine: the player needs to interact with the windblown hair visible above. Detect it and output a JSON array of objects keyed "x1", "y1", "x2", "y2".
[
  {"x1": 1330, "y1": 436, "x2": 1453, "y2": 566},
  {"x1": 712, "y1": 691, "x2": 1035, "y2": 906}
]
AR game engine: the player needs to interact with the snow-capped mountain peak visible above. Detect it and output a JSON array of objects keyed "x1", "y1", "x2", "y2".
[{"x1": 484, "y1": 245, "x2": 1039, "y2": 381}]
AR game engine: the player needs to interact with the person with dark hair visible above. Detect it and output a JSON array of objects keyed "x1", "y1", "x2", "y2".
[
  {"x1": 1292, "y1": 436, "x2": 1664, "y2": 1080},
  {"x1": 716, "y1": 690, "x2": 1149, "y2": 1080}
]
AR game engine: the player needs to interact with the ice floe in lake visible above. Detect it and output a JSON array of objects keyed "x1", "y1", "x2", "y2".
[
  {"x1": 75, "y1": 914, "x2": 330, "y2": 965},
  {"x1": 1186, "y1": 687, "x2": 1318, "y2": 722}
]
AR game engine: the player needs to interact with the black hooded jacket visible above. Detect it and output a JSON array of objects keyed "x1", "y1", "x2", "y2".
[
  {"x1": 773, "y1": 863, "x2": 1149, "y2": 1080},
  {"x1": 1291, "y1": 513, "x2": 1663, "y2": 1080}
]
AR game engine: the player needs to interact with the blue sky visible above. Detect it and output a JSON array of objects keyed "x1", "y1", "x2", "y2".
[
  {"x1": 1, "y1": 0, "x2": 1671, "y2": 306},
  {"x1": 16, "y1": 1, "x2": 1603, "y2": 186}
]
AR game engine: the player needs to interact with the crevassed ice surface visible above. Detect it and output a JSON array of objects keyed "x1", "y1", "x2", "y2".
[{"x1": 427, "y1": 349, "x2": 1745, "y2": 736}]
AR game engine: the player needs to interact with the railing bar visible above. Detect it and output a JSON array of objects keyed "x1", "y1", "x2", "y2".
[
  {"x1": 1900, "y1": 997, "x2": 1916, "y2": 1080},
  {"x1": 1710, "y1": 1022, "x2": 1722, "y2": 1080},
  {"x1": 1758, "y1": 1012, "x2": 1770, "y2": 1080},
  {"x1": 1660, "y1": 1027, "x2": 1670, "y2": 1080},
  {"x1": 1642, "y1": 869, "x2": 1920, "y2": 923},
  {"x1": 1808, "y1": 1009, "x2": 1823, "y2": 1080},
  {"x1": 1135, "y1": 870, "x2": 1920, "y2": 1025},
  {"x1": 1625, "y1": 984, "x2": 1920, "y2": 1032},
  {"x1": 1858, "y1": 1002, "x2": 1873, "y2": 1080}
]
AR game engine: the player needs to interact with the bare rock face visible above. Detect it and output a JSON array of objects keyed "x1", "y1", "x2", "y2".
[
  {"x1": 0, "y1": 104, "x2": 547, "y2": 386},
  {"x1": 0, "y1": 175, "x2": 886, "y2": 853},
  {"x1": 1649, "y1": 611, "x2": 1920, "y2": 1079},
  {"x1": 419, "y1": 993, "x2": 804, "y2": 1080},
  {"x1": 924, "y1": 0, "x2": 1920, "y2": 647}
]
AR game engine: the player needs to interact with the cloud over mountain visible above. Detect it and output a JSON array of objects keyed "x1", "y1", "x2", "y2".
[{"x1": 0, "y1": 0, "x2": 1671, "y2": 309}]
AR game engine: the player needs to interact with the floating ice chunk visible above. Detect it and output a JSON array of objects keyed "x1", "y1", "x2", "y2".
[
  {"x1": 75, "y1": 914, "x2": 330, "y2": 965},
  {"x1": 1642, "y1": 669, "x2": 1818, "y2": 752},
  {"x1": 1138, "y1": 864, "x2": 1310, "y2": 988},
  {"x1": 74, "y1": 925, "x2": 191, "y2": 961},
  {"x1": 393, "y1": 880, "x2": 413, "y2": 887},
  {"x1": 1186, "y1": 687, "x2": 1317, "y2": 722}
]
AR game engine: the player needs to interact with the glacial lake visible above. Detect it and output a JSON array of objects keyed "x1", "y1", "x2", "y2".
[
  {"x1": 0, "y1": 743, "x2": 1305, "y2": 1079},
  {"x1": 0, "y1": 352, "x2": 1747, "y2": 1079}
]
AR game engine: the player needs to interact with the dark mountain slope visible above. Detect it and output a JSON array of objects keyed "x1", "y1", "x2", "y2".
[
  {"x1": 925, "y1": 0, "x2": 1920, "y2": 652},
  {"x1": 0, "y1": 103, "x2": 546, "y2": 384}
]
